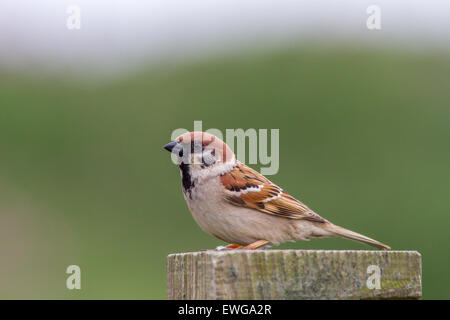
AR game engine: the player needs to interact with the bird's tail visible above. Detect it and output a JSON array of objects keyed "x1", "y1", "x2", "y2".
[{"x1": 323, "y1": 223, "x2": 391, "y2": 250}]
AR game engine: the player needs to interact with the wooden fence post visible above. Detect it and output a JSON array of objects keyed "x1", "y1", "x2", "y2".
[{"x1": 167, "y1": 250, "x2": 421, "y2": 300}]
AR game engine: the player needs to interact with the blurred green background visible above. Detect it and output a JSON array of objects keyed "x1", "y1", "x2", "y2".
[{"x1": 1, "y1": 46, "x2": 449, "y2": 299}]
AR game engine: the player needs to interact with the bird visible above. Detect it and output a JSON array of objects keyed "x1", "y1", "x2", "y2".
[{"x1": 163, "y1": 131, "x2": 390, "y2": 250}]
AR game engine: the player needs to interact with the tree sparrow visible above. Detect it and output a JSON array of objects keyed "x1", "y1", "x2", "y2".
[{"x1": 163, "y1": 131, "x2": 390, "y2": 250}]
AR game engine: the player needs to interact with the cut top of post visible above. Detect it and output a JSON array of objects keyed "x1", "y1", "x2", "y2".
[{"x1": 167, "y1": 250, "x2": 422, "y2": 300}]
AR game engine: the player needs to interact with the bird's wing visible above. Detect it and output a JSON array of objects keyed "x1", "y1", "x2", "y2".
[{"x1": 220, "y1": 161, "x2": 326, "y2": 223}]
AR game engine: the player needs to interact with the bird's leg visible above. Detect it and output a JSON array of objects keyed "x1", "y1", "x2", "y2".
[
  {"x1": 242, "y1": 240, "x2": 269, "y2": 250},
  {"x1": 215, "y1": 244, "x2": 242, "y2": 250},
  {"x1": 226, "y1": 244, "x2": 243, "y2": 249}
]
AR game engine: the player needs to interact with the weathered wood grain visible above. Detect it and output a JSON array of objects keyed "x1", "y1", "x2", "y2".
[{"x1": 167, "y1": 250, "x2": 421, "y2": 300}]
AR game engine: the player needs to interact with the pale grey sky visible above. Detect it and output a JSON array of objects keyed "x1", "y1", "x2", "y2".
[{"x1": 0, "y1": 0, "x2": 449, "y2": 74}]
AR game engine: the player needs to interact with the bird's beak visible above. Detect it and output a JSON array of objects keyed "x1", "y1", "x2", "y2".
[{"x1": 163, "y1": 141, "x2": 178, "y2": 152}]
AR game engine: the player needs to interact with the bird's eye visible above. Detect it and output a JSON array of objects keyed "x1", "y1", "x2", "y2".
[{"x1": 172, "y1": 143, "x2": 184, "y2": 158}]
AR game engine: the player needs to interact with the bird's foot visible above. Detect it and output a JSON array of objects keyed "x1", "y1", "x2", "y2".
[
  {"x1": 215, "y1": 244, "x2": 243, "y2": 251},
  {"x1": 214, "y1": 241, "x2": 269, "y2": 251}
]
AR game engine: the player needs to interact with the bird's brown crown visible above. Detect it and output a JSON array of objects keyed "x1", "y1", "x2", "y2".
[{"x1": 176, "y1": 131, "x2": 234, "y2": 164}]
